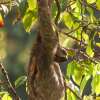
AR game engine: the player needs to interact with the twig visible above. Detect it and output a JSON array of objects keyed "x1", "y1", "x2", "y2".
[
  {"x1": 55, "y1": 22, "x2": 94, "y2": 46},
  {"x1": 64, "y1": 81, "x2": 82, "y2": 100},
  {"x1": 65, "y1": 1, "x2": 76, "y2": 11},
  {"x1": 0, "y1": 1, "x2": 10, "y2": 5},
  {"x1": 53, "y1": 23, "x2": 85, "y2": 44},
  {"x1": 55, "y1": 0, "x2": 61, "y2": 25},
  {"x1": 0, "y1": 80, "x2": 7, "y2": 85},
  {"x1": 79, "y1": 0, "x2": 84, "y2": 46},
  {"x1": 60, "y1": 25, "x2": 81, "y2": 35},
  {"x1": 64, "y1": 48, "x2": 98, "y2": 64},
  {"x1": 59, "y1": 29, "x2": 86, "y2": 45},
  {"x1": 79, "y1": 51, "x2": 98, "y2": 64},
  {"x1": 0, "y1": 63, "x2": 20, "y2": 100}
]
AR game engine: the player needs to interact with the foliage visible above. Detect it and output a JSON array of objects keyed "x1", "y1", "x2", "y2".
[{"x1": 0, "y1": 0, "x2": 100, "y2": 100}]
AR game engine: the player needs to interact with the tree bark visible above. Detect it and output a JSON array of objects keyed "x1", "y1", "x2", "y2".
[{"x1": 27, "y1": 0, "x2": 65, "y2": 100}]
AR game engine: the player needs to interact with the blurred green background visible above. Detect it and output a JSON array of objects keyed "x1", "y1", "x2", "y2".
[{"x1": 0, "y1": 9, "x2": 36, "y2": 99}]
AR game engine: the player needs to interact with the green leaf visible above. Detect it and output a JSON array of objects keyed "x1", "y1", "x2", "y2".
[
  {"x1": 87, "y1": 7, "x2": 94, "y2": 15},
  {"x1": 27, "y1": 0, "x2": 37, "y2": 11},
  {"x1": 96, "y1": 43, "x2": 100, "y2": 47},
  {"x1": 67, "y1": 62, "x2": 73, "y2": 78},
  {"x1": 80, "y1": 75, "x2": 90, "y2": 95},
  {"x1": 67, "y1": 50, "x2": 75, "y2": 57},
  {"x1": 76, "y1": 0, "x2": 81, "y2": 9},
  {"x1": 92, "y1": 75, "x2": 100, "y2": 95},
  {"x1": 86, "y1": 41, "x2": 94, "y2": 57},
  {"x1": 96, "y1": 0, "x2": 100, "y2": 10},
  {"x1": 23, "y1": 0, "x2": 37, "y2": 32},
  {"x1": 67, "y1": 61, "x2": 75, "y2": 78},
  {"x1": 84, "y1": 61, "x2": 94, "y2": 75},
  {"x1": 87, "y1": 0, "x2": 96, "y2": 4},
  {"x1": 67, "y1": 61, "x2": 83, "y2": 85},
  {"x1": 72, "y1": 2, "x2": 82, "y2": 19},
  {"x1": 22, "y1": 10, "x2": 37, "y2": 32},
  {"x1": 2, "y1": 94, "x2": 12, "y2": 100},
  {"x1": 51, "y1": 2, "x2": 57, "y2": 17},
  {"x1": 92, "y1": 64, "x2": 98, "y2": 77},
  {"x1": 67, "y1": 89, "x2": 76, "y2": 100},
  {"x1": 15, "y1": 75, "x2": 27, "y2": 88},
  {"x1": 83, "y1": 96, "x2": 93, "y2": 100},
  {"x1": 82, "y1": 32, "x2": 89, "y2": 43},
  {"x1": 87, "y1": 7, "x2": 96, "y2": 23},
  {"x1": 0, "y1": 92, "x2": 8, "y2": 97},
  {"x1": 72, "y1": 61, "x2": 83, "y2": 85},
  {"x1": 97, "y1": 63, "x2": 100, "y2": 71},
  {"x1": 75, "y1": 28, "x2": 83, "y2": 40},
  {"x1": 63, "y1": 12, "x2": 73, "y2": 29}
]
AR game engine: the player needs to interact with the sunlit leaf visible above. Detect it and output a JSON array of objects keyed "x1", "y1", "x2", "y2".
[
  {"x1": 70, "y1": 2, "x2": 77, "y2": 9},
  {"x1": 87, "y1": 7, "x2": 96, "y2": 23},
  {"x1": 15, "y1": 75, "x2": 27, "y2": 88},
  {"x1": 72, "y1": 61, "x2": 82, "y2": 85},
  {"x1": 87, "y1": 7, "x2": 94, "y2": 15},
  {"x1": 92, "y1": 75, "x2": 100, "y2": 95},
  {"x1": 86, "y1": 41, "x2": 94, "y2": 57},
  {"x1": 83, "y1": 96, "x2": 93, "y2": 100},
  {"x1": 22, "y1": 10, "x2": 37, "y2": 32},
  {"x1": 73, "y1": 3, "x2": 82, "y2": 19},
  {"x1": 84, "y1": 61, "x2": 94, "y2": 75},
  {"x1": 51, "y1": 1, "x2": 57, "y2": 17},
  {"x1": 75, "y1": 29, "x2": 81, "y2": 40},
  {"x1": 96, "y1": 43, "x2": 100, "y2": 47},
  {"x1": 83, "y1": 32, "x2": 89, "y2": 43},
  {"x1": 27, "y1": 0, "x2": 37, "y2": 11},
  {"x1": 2, "y1": 93, "x2": 12, "y2": 100},
  {"x1": 76, "y1": 0, "x2": 81, "y2": 9},
  {"x1": 0, "y1": 92, "x2": 8, "y2": 97},
  {"x1": 97, "y1": 63, "x2": 100, "y2": 72},
  {"x1": 63, "y1": 12, "x2": 73, "y2": 29},
  {"x1": 80, "y1": 75, "x2": 90, "y2": 95},
  {"x1": 22, "y1": 0, "x2": 37, "y2": 32},
  {"x1": 96, "y1": 0, "x2": 100, "y2": 10},
  {"x1": 67, "y1": 50, "x2": 75, "y2": 57},
  {"x1": 67, "y1": 61, "x2": 74, "y2": 78},
  {"x1": 92, "y1": 63, "x2": 100, "y2": 77},
  {"x1": 67, "y1": 61, "x2": 83, "y2": 85},
  {"x1": 87, "y1": 0, "x2": 96, "y2": 4},
  {"x1": 96, "y1": 96, "x2": 100, "y2": 100},
  {"x1": 67, "y1": 89, "x2": 76, "y2": 100}
]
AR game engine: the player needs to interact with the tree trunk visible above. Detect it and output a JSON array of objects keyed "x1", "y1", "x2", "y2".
[{"x1": 27, "y1": 0, "x2": 65, "y2": 100}]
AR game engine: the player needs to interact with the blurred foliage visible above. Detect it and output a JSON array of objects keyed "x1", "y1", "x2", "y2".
[{"x1": 0, "y1": 0, "x2": 100, "y2": 100}]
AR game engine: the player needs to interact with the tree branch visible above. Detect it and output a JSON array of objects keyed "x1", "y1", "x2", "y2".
[
  {"x1": 0, "y1": 62, "x2": 20, "y2": 100},
  {"x1": 55, "y1": 0, "x2": 61, "y2": 25},
  {"x1": 64, "y1": 48, "x2": 98, "y2": 64},
  {"x1": 65, "y1": 83, "x2": 82, "y2": 100},
  {"x1": 58, "y1": 28, "x2": 86, "y2": 45},
  {"x1": 0, "y1": 1, "x2": 10, "y2": 5}
]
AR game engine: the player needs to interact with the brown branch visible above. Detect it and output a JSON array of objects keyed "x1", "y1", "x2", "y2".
[
  {"x1": 65, "y1": 1, "x2": 76, "y2": 11},
  {"x1": 54, "y1": 22, "x2": 93, "y2": 46},
  {"x1": 55, "y1": 0, "x2": 61, "y2": 25},
  {"x1": 64, "y1": 81, "x2": 82, "y2": 100},
  {"x1": 64, "y1": 48, "x2": 98, "y2": 64},
  {"x1": 0, "y1": 63, "x2": 20, "y2": 100},
  {"x1": 59, "y1": 29, "x2": 86, "y2": 45},
  {"x1": 65, "y1": 1, "x2": 80, "y2": 13},
  {"x1": 0, "y1": 1, "x2": 10, "y2": 5},
  {"x1": 79, "y1": 51, "x2": 98, "y2": 64},
  {"x1": 53, "y1": 22, "x2": 83, "y2": 44},
  {"x1": 0, "y1": 80, "x2": 7, "y2": 85},
  {"x1": 61, "y1": 25, "x2": 81, "y2": 35}
]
